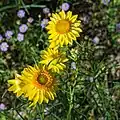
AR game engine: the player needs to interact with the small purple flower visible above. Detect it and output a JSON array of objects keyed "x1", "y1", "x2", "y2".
[
  {"x1": 17, "y1": 10, "x2": 25, "y2": 18},
  {"x1": 0, "y1": 42, "x2": 9, "y2": 52},
  {"x1": 102, "y1": 0, "x2": 110, "y2": 5},
  {"x1": 116, "y1": 23, "x2": 120, "y2": 32},
  {"x1": 92, "y1": 36, "x2": 100, "y2": 44},
  {"x1": 19, "y1": 24, "x2": 28, "y2": 33},
  {"x1": 5, "y1": 30, "x2": 13, "y2": 39},
  {"x1": 61, "y1": 3, "x2": 70, "y2": 11},
  {"x1": 0, "y1": 34, "x2": 3, "y2": 41},
  {"x1": 27, "y1": 17, "x2": 34, "y2": 23},
  {"x1": 43, "y1": 7, "x2": 50, "y2": 14},
  {"x1": 41, "y1": 19, "x2": 49, "y2": 28},
  {"x1": 0, "y1": 103, "x2": 6, "y2": 110},
  {"x1": 17, "y1": 33, "x2": 24, "y2": 41}
]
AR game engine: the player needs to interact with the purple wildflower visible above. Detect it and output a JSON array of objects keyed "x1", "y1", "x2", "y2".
[
  {"x1": 0, "y1": 34, "x2": 3, "y2": 41},
  {"x1": 19, "y1": 24, "x2": 28, "y2": 33},
  {"x1": 17, "y1": 10, "x2": 25, "y2": 18},
  {"x1": 5, "y1": 30, "x2": 13, "y2": 39},
  {"x1": 0, "y1": 103, "x2": 6, "y2": 110},
  {"x1": 61, "y1": 3, "x2": 70, "y2": 11},
  {"x1": 0, "y1": 42, "x2": 9, "y2": 52},
  {"x1": 102, "y1": 0, "x2": 110, "y2": 5},
  {"x1": 17, "y1": 33, "x2": 24, "y2": 41},
  {"x1": 43, "y1": 7, "x2": 50, "y2": 14},
  {"x1": 92, "y1": 36, "x2": 100, "y2": 44},
  {"x1": 27, "y1": 17, "x2": 34, "y2": 23},
  {"x1": 116, "y1": 23, "x2": 120, "y2": 32},
  {"x1": 41, "y1": 19, "x2": 49, "y2": 28}
]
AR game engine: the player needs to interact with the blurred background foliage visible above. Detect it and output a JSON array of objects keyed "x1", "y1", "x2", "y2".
[{"x1": 0, "y1": 0, "x2": 120, "y2": 120}]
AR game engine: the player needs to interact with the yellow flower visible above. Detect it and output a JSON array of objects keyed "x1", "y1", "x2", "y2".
[
  {"x1": 40, "y1": 48, "x2": 68, "y2": 73},
  {"x1": 46, "y1": 10, "x2": 82, "y2": 48},
  {"x1": 8, "y1": 65, "x2": 57, "y2": 106},
  {"x1": 8, "y1": 74, "x2": 23, "y2": 97}
]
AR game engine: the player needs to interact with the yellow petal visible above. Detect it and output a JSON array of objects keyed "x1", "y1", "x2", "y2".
[
  {"x1": 39, "y1": 90, "x2": 43, "y2": 104},
  {"x1": 44, "y1": 96, "x2": 49, "y2": 103},
  {"x1": 55, "y1": 13, "x2": 61, "y2": 20},
  {"x1": 71, "y1": 30, "x2": 80, "y2": 36},
  {"x1": 33, "y1": 91, "x2": 39, "y2": 104},
  {"x1": 66, "y1": 11, "x2": 72, "y2": 19},
  {"x1": 70, "y1": 15, "x2": 78, "y2": 23},
  {"x1": 49, "y1": 42, "x2": 56, "y2": 48},
  {"x1": 62, "y1": 58, "x2": 68, "y2": 62},
  {"x1": 52, "y1": 13, "x2": 58, "y2": 20},
  {"x1": 59, "y1": 10, "x2": 66, "y2": 19},
  {"x1": 71, "y1": 27, "x2": 82, "y2": 32},
  {"x1": 50, "y1": 17, "x2": 57, "y2": 24}
]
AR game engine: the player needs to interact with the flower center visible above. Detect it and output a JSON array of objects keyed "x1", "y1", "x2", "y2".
[
  {"x1": 38, "y1": 74, "x2": 48, "y2": 85},
  {"x1": 36, "y1": 71, "x2": 53, "y2": 87},
  {"x1": 56, "y1": 20, "x2": 70, "y2": 34}
]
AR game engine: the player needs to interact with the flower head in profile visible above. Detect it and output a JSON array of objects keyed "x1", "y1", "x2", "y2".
[
  {"x1": 8, "y1": 65, "x2": 57, "y2": 106},
  {"x1": 40, "y1": 48, "x2": 68, "y2": 73},
  {"x1": 46, "y1": 10, "x2": 82, "y2": 48},
  {"x1": 8, "y1": 74, "x2": 23, "y2": 97}
]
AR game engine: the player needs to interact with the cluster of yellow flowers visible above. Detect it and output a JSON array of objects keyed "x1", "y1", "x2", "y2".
[{"x1": 8, "y1": 10, "x2": 82, "y2": 106}]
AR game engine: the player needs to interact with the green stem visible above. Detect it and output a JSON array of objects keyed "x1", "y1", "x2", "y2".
[
  {"x1": 20, "y1": 0, "x2": 29, "y2": 15},
  {"x1": 0, "y1": 4, "x2": 45, "y2": 12},
  {"x1": 41, "y1": 104, "x2": 44, "y2": 120},
  {"x1": 67, "y1": 105, "x2": 72, "y2": 120},
  {"x1": 67, "y1": 86, "x2": 74, "y2": 120},
  {"x1": 16, "y1": 109, "x2": 25, "y2": 120}
]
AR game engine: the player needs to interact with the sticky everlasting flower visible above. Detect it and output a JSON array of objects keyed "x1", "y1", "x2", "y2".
[
  {"x1": 40, "y1": 48, "x2": 68, "y2": 73},
  {"x1": 8, "y1": 65, "x2": 57, "y2": 106},
  {"x1": 61, "y1": 3, "x2": 70, "y2": 11},
  {"x1": 19, "y1": 24, "x2": 28, "y2": 33},
  {"x1": 17, "y1": 33, "x2": 24, "y2": 41},
  {"x1": 17, "y1": 10, "x2": 25, "y2": 18},
  {"x1": 5, "y1": 30, "x2": 13, "y2": 39},
  {"x1": 41, "y1": 19, "x2": 49, "y2": 28},
  {"x1": 46, "y1": 10, "x2": 82, "y2": 48},
  {"x1": 0, "y1": 42, "x2": 9, "y2": 52}
]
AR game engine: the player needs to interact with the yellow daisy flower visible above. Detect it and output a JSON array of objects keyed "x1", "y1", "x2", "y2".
[
  {"x1": 8, "y1": 65, "x2": 57, "y2": 106},
  {"x1": 39, "y1": 48, "x2": 68, "y2": 73},
  {"x1": 46, "y1": 10, "x2": 82, "y2": 48}
]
